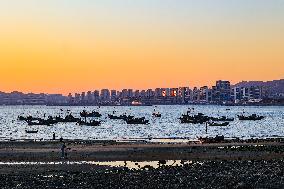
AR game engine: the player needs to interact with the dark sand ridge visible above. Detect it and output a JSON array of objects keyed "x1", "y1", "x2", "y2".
[
  {"x1": 1, "y1": 160, "x2": 284, "y2": 189},
  {"x1": 0, "y1": 139, "x2": 283, "y2": 162}
]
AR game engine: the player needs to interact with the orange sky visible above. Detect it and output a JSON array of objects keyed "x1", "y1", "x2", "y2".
[{"x1": 0, "y1": 1, "x2": 283, "y2": 94}]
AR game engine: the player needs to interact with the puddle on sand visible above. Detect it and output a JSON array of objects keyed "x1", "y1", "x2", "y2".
[
  {"x1": 0, "y1": 160, "x2": 193, "y2": 169},
  {"x1": 148, "y1": 139, "x2": 193, "y2": 143},
  {"x1": 92, "y1": 160, "x2": 194, "y2": 169}
]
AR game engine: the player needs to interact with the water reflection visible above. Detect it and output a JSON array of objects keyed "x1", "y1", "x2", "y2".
[
  {"x1": 93, "y1": 160, "x2": 191, "y2": 169},
  {"x1": 0, "y1": 160, "x2": 193, "y2": 169}
]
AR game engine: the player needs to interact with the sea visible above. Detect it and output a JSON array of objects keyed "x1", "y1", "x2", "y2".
[{"x1": 0, "y1": 105, "x2": 283, "y2": 141}]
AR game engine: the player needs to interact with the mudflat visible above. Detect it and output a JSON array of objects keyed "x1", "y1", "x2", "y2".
[{"x1": 0, "y1": 139, "x2": 283, "y2": 162}]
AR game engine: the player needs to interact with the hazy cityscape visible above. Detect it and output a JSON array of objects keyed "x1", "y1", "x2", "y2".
[{"x1": 1, "y1": 79, "x2": 283, "y2": 106}]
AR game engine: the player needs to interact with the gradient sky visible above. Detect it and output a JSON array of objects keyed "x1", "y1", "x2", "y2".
[{"x1": 0, "y1": 0, "x2": 283, "y2": 94}]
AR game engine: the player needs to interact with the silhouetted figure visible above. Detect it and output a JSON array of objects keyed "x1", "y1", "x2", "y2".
[
  {"x1": 60, "y1": 137, "x2": 63, "y2": 142},
  {"x1": 53, "y1": 132, "x2": 56, "y2": 140},
  {"x1": 61, "y1": 143, "x2": 66, "y2": 159}
]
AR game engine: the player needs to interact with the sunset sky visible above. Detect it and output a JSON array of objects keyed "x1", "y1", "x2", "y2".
[{"x1": 0, "y1": 0, "x2": 283, "y2": 94}]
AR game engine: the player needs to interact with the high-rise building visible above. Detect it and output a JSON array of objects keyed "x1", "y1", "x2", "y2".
[
  {"x1": 140, "y1": 90, "x2": 146, "y2": 97},
  {"x1": 146, "y1": 89, "x2": 154, "y2": 98},
  {"x1": 128, "y1": 89, "x2": 133, "y2": 98},
  {"x1": 200, "y1": 86, "x2": 212, "y2": 103},
  {"x1": 81, "y1": 92, "x2": 86, "y2": 102},
  {"x1": 233, "y1": 86, "x2": 263, "y2": 103},
  {"x1": 184, "y1": 88, "x2": 193, "y2": 102},
  {"x1": 74, "y1": 93, "x2": 80, "y2": 103},
  {"x1": 166, "y1": 88, "x2": 171, "y2": 97},
  {"x1": 160, "y1": 88, "x2": 170, "y2": 97},
  {"x1": 233, "y1": 87, "x2": 242, "y2": 103},
  {"x1": 178, "y1": 87, "x2": 188, "y2": 103},
  {"x1": 248, "y1": 86, "x2": 262, "y2": 100},
  {"x1": 192, "y1": 87, "x2": 200, "y2": 102},
  {"x1": 111, "y1": 90, "x2": 117, "y2": 101},
  {"x1": 23, "y1": 93, "x2": 47, "y2": 105},
  {"x1": 86, "y1": 91, "x2": 93, "y2": 103},
  {"x1": 116, "y1": 91, "x2": 121, "y2": 99},
  {"x1": 121, "y1": 89, "x2": 129, "y2": 98},
  {"x1": 134, "y1": 90, "x2": 140, "y2": 98},
  {"x1": 170, "y1": 88, "x2": 178, "y2": 97},
  {"x1": 67, "y1": 93, "x2": 73, "y2": 103},
  {"x1": 100, "y1": 89, "x2": 110, "y2": 101},
  {"x1": 93, "y1": 90, "x2": 100, "y2": 98},
  {"x1": 213, "y1": 80, "x2": 231, "y2": 103},
  {"x1": 155, "y1": 88, "x2": 162, "y2": 97},
  {"x1": 46, "y1": 94, "x2": 68, "y2": 105}
]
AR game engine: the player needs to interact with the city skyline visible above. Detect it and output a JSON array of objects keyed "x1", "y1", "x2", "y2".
[
  {"x1": 1, "y1": 78, "x2": 284, "y2": 106},
  {"x1": 1, "y1": 0, "x2": 284, "y2": 94},
  {"x1": 0, "y1": 78, "x2": 283, "y2": 95}
]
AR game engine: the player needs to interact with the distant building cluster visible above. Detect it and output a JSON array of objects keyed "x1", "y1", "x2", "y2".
[
  {"x1": 66, "y1": 79, "x2": 284, "y2": 106},
  {"x1": 0, "y1": 92, "x2": 67, "y2": 105},
  {"x1": 0, "y1": 79, "x2": 283, "y2": 106}
]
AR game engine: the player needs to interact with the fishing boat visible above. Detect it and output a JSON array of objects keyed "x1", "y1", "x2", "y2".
[
  {"x1": 152, "y1": 112, "x2": 162, "y2": 118},
  {"x1": 131, "y1": 100, "x2": 143, "y2": 106},
  {"x1": 238, "y1": 114, "x2": 265, "y2": 121},
  {"x1": 108, "y1": 114, "x2": 122, "y2": 120},
  {"x1": 179, "y1": 113, "x2": 210, "y2": 124},
  {"x1": 26, "y1": 116, "x2": 59, "y2": 126},
  {"x1": 211, "y1": 116, "x2": 234, "y2": 122},
  {"x1": 18, "y1": 115, "x2": 40, "y2": 122},
  {"x1": 60, "y1": 114, "x2": 81, "y2": 123},
  {"x1": 125, "y1": 117, "x2": 149, "y2": 125},
  {"x1": 18, "y1": 116, "x2": 27, "y2": 121},
  {"x1": 80, "y1": 110, "x2": 102, "y2": 118},
  {"x1": 108, "y1": 114, "x2": 134, "y2": 120},
  {"x1": 208, "y1": 122, "x2": 230, "y2": 127},
  {"x1": 25, "y1": 130, "x2": 38, "y2": 134},
  {"x1": 77, "y1": 120, "x2": 101, "y2": 126}
]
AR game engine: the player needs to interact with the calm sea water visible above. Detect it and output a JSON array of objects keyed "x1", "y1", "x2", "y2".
[{"x1": 0, "y1": 105, "x2": 283, "y2": 141}]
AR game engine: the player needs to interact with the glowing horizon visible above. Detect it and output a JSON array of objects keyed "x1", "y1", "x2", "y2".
[{"x1": 1, "y1": 0, "x2": 284, "y2": 95}]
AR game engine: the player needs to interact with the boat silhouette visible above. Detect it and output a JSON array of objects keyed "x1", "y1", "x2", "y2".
[
  {"x1": 125, "y1": 117, "x2": 149, "y2": 125},
  {"x1": 208, "y1": 122, "x2": 230, "y2": 127},
  {"x1": 238, "y1": 114, "x2": 265, "y2": 121},
  {"x1": 25, "y1": 130, "x2": 38, "y2": 134},
  {"x1": 77, "y1": 120, "x2": 101, "y2": 126},
  {"x1": 80, "y1": 110, "x2": 102, "y2": 118}
]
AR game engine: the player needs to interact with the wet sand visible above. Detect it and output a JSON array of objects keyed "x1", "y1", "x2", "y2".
[{"x1": 0, "y1": 139, "x2": 283, "y2": 162}]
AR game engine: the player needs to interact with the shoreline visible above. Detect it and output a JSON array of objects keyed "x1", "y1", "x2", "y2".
[
  {"x1": 3, "y1": 135, "x2": 284, "y2": 142},
  {"x1": 0, "y1": 138, "x2": 283, "y2": 162},
  {"x1": 1, "y1": 103, "x2": 284, "y2": 106}
]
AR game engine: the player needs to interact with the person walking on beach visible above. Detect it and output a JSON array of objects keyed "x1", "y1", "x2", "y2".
[{"x1": 61, "y1": 143, "x2": 66, "y2": 159}]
